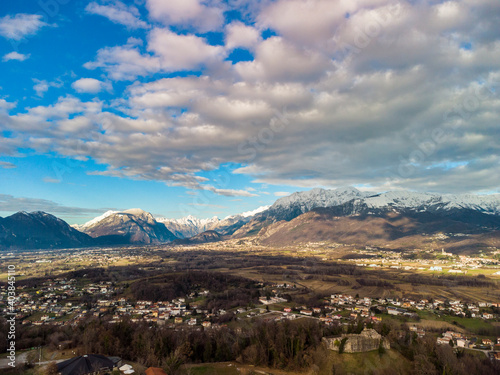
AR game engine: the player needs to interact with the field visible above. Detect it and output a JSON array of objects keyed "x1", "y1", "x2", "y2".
[{"x1": 1, "y1": 244, "x2": 500, "y2": 375}]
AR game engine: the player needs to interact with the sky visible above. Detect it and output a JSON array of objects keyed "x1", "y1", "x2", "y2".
[{"x1": 0, "y1": 0, "x2": 499, "y2": 224}]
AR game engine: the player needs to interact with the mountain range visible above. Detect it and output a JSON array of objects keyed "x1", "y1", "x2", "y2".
[
  {"x1": 155, "y1": 205, "x2": 269, "y2": 238},
  {"x1": 1, "y1": 187, "x2": 499, "y2": 251}
]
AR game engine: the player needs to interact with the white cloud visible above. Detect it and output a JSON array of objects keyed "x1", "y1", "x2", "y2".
[
  {"x1": 84, "y1": 44, "x2": 161, "y2": 81},
  {"x1": 147, "y1": 28, "x2": 226, "y2": 72},
  {"x1": 146, "y1": 0, "x2": 224, "y2": 32},
  {"x1": 72, "y1": 78, "x2": 107, "y2": 94},
  {"x1": 234, "y1": 36, "x2": 332, "y2": 82},
  {"x1": 2, "y1": 51, "x2": 30, "y2": 62},
  {"x1": 85, "y1": 1, "x2": 149, "y2": 29},
  {"x1": 32, "y1": 79, "x2": 63, "y2": 97},
  {"x1": 274, "y1": 191, "x2": 290, "y2": 197},
  {"x1": 258, "y1": 0, "x2": 349, "y2": 46},
  {"x1": 225, "y1": 21, "x2": 262, "y2": 51},
  {"x1": 3, "y1": 0, "x2": 500, "y2": 195},
  {"x1": 0, "y1": 14, "x2": 48, "y2": 40},
  {"x1": 33, "y1": 80, "x2": 49, "y2": 97}
]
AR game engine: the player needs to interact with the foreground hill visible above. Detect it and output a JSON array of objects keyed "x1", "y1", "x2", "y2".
[
  {"x1": 77, "y1": 208, "x2": 177, "y2": 245},
  {"x1": 0, "y1": 211, "x2": 94, "y2": 250}
]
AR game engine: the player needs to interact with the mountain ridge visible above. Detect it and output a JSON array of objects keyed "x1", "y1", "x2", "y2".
[
  {"x1": 0, "y1": 211, "x2": 94, "y2": 250},
  {"x1": 77, "y1": 208, "x2": 177, "y2": 245},
  {"x1": 2, "y1": 187, "x2": 499, "y2": 250}
]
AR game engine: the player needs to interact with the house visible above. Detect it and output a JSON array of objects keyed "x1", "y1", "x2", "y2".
[
  {"x1": 56, "y1": 354, "x2": 119, "y2": 375},
  {"x1": 387, "y1": 307, "x2": 407, "y2": 316},
  {"x1": 174, "y1": 317, "x2": 183, "y2": 324},
  {"x1": 437, "y1": 337, "x2": 451, "y2": 345}
]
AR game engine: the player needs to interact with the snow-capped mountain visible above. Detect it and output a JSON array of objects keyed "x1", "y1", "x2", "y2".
[
  {"x1": 71, "y1": 188, "x2": 500, "y2": 245},
  {"x1": 260, "y1": 187, "x2": 370, "y2": 222},
  {"x1": 156, "y1": 206, "x2": 270, "y2": 238},
  {"x1": 72, "y1": 210, "x2": 117, "y2": 232},
  {"x1": 234, "y1": 188, "x2": 500, "y2": 246},
  {"x1": 156, "y1": 216, "x2": 220, "y2": 239},
  {"x1": 363, "y1": 191, "x2": 500, "y2": 215},
  {"x1": 256, "y1": 187, "x2": 500, "y2": 223},
  {"x1": 77, "y1": 208, "x2": 177, "y2": 244}
]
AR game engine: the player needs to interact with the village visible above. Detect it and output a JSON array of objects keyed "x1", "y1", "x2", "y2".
[{"x1": 1, "y1": 277, "x2": 500, "y2": 355}]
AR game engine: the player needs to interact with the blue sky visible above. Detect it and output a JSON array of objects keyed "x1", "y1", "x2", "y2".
[{"x1": 0, "y1": 0, "x2": 499, "y2": 224}]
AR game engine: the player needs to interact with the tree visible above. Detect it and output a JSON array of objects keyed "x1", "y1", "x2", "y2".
[
  {"x1": 378, "y1": 340, "x2": 386, "y2": 356},
  {"x1": 338, "y1": 338, "x2": 348, "y2": 354}
]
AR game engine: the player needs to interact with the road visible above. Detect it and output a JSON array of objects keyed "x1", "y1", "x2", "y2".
[{"x1": 0, "y1": 351, "x2": 29, "y2": 369}]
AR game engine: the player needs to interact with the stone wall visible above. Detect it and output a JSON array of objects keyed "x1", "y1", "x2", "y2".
[{"x1": 323, "y1": 328, "x2": 390, "y2": 353}]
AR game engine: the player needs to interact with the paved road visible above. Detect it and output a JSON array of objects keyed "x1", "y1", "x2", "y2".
[{"x1": 0, "y1": 351, "x2": 29, "y2": 369}]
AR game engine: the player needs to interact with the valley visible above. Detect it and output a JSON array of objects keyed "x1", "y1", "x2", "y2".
[
  {"x1": 1, "y1": 243, "x2": 500, "y2": 374},
  {"x1": 1, "y1": 187, "x2": 500, "y2": 374}
]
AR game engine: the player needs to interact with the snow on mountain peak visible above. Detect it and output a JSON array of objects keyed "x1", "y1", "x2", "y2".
[
  {"x1": 238, "y1": 205, "x2": 271, "y2": 218},
  {"x1": 271, "y1": 186, "x2": 368, "y2": 213},
  {"x1": 75, "y1": 210, "x2": 117, "y2": 231}
]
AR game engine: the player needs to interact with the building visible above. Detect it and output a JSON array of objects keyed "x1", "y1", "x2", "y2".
[
  {"x1": 437, "y1": 337, "x2": 451, "y2": 345},
  {"x1": 56, "y1": 354, "x2": 119, "y2": 375},
  {"x1": 387, "y1": 307, "x2": 407, "y2": 316}
]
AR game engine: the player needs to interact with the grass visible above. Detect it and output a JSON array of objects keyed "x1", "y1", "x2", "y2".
[
  {"x1": 440, "y1": 315, "x2": 495, "y2": 334},
  {"x1": 327, "y1": 349, "x2": 412, "y2": 374}
]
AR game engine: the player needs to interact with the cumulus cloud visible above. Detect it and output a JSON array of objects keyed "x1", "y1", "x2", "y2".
[
  {"x1": 85, "y1": 28, "x2": 226, "y2": 80},
  {"x1": 2, "y1": 51, "x2": 30, "y2": 62},
  {"x1": 146, "y1": 0, "x2": 224, "y2": 32},
  {"x1": 0, "y1": 13, "x2": 48, "y2": 40},
  {"x1": 2, "y1": 0, "x2": 500, "y2": 195},
  {"x1": 147, "y1": 28, "x2": 226, "y2": 72},
  {"x1": 72, "y1": 78, "x2": 108, "y2": 94},
  {"x1": 84, "y1": 43, "x2": 161, "y2": 81},
  {"x1": 85, "y1": 1, "x2": 149, "y2": 29},
  {"x1": 33, "y1": 79, "x2": 63, "y2": 97},
  {"x1": 225, "y1": 21, "x2": 262, "y2": 51},
  {"x1": 235, "y1": 36, "x2": 333, "y2": 82}
]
